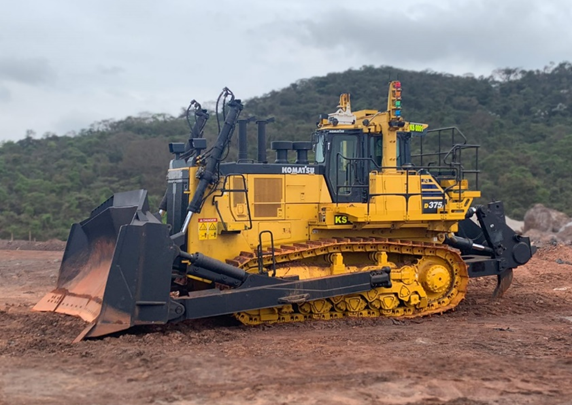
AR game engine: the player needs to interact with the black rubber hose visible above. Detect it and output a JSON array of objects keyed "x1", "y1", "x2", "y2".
[{"x1": 187, "y1": 98, "x2": 243, "y2": 214}]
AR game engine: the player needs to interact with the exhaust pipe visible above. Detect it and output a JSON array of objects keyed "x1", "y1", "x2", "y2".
[
  {"x1": 237, "y1": 116, "x2": 256, "y2": 163},
  {"x1": 256, "y1": 117, "x2": 275, "y2": 163}
]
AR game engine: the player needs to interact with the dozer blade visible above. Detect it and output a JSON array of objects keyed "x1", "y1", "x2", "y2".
[{"x1": 34, "y1": 190, "x2": 178, "y2": 341}]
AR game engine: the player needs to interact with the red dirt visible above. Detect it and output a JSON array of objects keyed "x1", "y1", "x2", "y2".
[{"x1": 0, "y1": 244, "x2": 571, "y2": 404}]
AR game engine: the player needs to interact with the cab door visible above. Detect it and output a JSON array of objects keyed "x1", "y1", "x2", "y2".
[{"x1": 325, "y1": 132, "x2": 368, "y2": 203}]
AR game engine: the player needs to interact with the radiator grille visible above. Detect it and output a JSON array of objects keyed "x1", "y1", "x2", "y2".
[
  {"x1": 231, "y1": 176, "x2": 246, "y2": 206},
  {"x1": 254, "y1": 178, "x2": 282, "y2": 217}
]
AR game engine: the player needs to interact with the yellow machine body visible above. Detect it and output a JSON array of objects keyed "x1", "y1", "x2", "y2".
[{"x1": 182, "y1": 169, "x2": 479, "y2": 260}]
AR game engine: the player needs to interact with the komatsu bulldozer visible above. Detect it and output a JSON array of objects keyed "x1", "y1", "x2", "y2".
[{"x1": 35, "y1": 83, "x2": 535, "y2": 342}]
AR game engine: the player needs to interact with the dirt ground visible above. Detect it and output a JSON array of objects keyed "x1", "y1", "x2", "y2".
[{"x1": 0, "y1": 243, "x2": 571, "y2": 405}]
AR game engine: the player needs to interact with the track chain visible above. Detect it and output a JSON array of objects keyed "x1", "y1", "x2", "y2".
[{"x1": 226, "y1": 237, "x2": 468, "y2": 325}]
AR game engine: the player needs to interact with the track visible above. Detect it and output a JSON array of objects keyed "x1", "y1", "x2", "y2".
[{"x1": 227, "y1": 237, "x2": 469, "y2": 325}]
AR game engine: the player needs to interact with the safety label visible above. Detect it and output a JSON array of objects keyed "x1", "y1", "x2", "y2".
[{"x1": 198, "y1": 218, "x2": 218, "y2": 240}]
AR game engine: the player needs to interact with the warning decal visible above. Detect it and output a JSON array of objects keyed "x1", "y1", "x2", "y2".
[
  {"x1": 198, "y1": 218, "x2": 218, "y2": 240},
  {"x1": 208, "y1": 223, "x2": 217, "y2": 240},
  {"x1": 198, "y1": 218, "x2": 218, "y2": 223}
]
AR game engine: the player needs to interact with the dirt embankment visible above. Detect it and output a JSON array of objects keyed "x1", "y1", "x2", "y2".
[{"x1": 0, "y1": 239, "x2": 66, "y2": 251}]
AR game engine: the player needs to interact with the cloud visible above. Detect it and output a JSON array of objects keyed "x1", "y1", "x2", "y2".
[
  {"x1": 0, "y1": 57, "x2": 57, "y2": 86},
  {"x1": 265, "y1": 0, "x2": 572, "y2": 76},
  {"x1": 0, "y1": 0, "x2": 571, "y2": 141},
  {"x1": 97, "y1": 65, "x2": 125, "y2": 76},
  {"x1": 53, "y1": 109, "x2": 103, "y2": 135},
  {"x1": 0, "y1": 86, "x2": 10, "y2": 102}
]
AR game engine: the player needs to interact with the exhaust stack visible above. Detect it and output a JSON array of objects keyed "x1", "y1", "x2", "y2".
[
  {"x1": 293, "y1": 142, "x2": 312, "y2": 164},
  {"x1": 271, "y1": 141, "x2": 292, "y2": 164},
  {"x1": 256, "y1": 117, "x2": 275, "y2": 163},
  {"x1": 237, "y1": 116, "x2": 256, "y2": 163}
]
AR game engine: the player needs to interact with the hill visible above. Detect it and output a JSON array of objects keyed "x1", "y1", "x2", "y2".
[{"x1": 1, "y1": 63, "x2": 571, "y2": 240}]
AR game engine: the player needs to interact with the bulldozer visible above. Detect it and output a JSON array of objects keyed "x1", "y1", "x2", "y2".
[{"x1": 34, "y1": 83, "x2": 535, "y2": 342}]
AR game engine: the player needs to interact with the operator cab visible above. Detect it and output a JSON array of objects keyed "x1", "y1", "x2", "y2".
[{"x1": 314, "y1": 129, "x2": 413, "y2": 203}]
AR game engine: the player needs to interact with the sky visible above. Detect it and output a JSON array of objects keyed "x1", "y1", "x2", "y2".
[{"x1": 1, "y1": 0, "x2": 571, "y2": 141}]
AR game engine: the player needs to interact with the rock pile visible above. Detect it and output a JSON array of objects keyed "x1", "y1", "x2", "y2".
[{"x1": 523, "y1": 204, "x2": 572, "y2": 245}]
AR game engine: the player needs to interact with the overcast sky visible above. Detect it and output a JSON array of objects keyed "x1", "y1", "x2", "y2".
[{"x1": 1, "y1": 0, "x2": 571, "y2": 141}]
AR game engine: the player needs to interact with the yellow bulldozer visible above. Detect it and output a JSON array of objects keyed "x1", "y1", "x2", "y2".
[{"x1": 35, "y1": 83, "x2": 535, "y2": 341}]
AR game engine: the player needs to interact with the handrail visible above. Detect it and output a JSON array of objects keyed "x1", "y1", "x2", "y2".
[
  {"x1": 412, "y1": 126, "x2": 480, "y2": 190},
  {"x1": 443, "y1": 143, "x2": 479, "y2": 166},
  {"x1": 212, "y1": 173, "x2": 253, "y2": 231},
  {"x1": 257, "y1": 230, "x2": 276, "y2": 276},
  {"x1": 426, "y1": 126, "x2": 468, "y2": 145},
  {"x1": 334, "y1": 153, "x2": 379, "y2": 200}
]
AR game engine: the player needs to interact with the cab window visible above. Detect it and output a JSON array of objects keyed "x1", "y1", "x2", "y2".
[
  {"x1": 369, "y1": 136, "x2": 382, "y2": 170},
  {"x1": 328, "y1": 135, "x2": 358, "y2": 195},
  {"x1": 314, "y1": 133, "x2": 326, "y2": 163}
]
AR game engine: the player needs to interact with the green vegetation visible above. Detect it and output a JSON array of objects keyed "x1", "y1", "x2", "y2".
[{"x1": 1, "y1": 63, "x2": 571, "y2": 240}]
